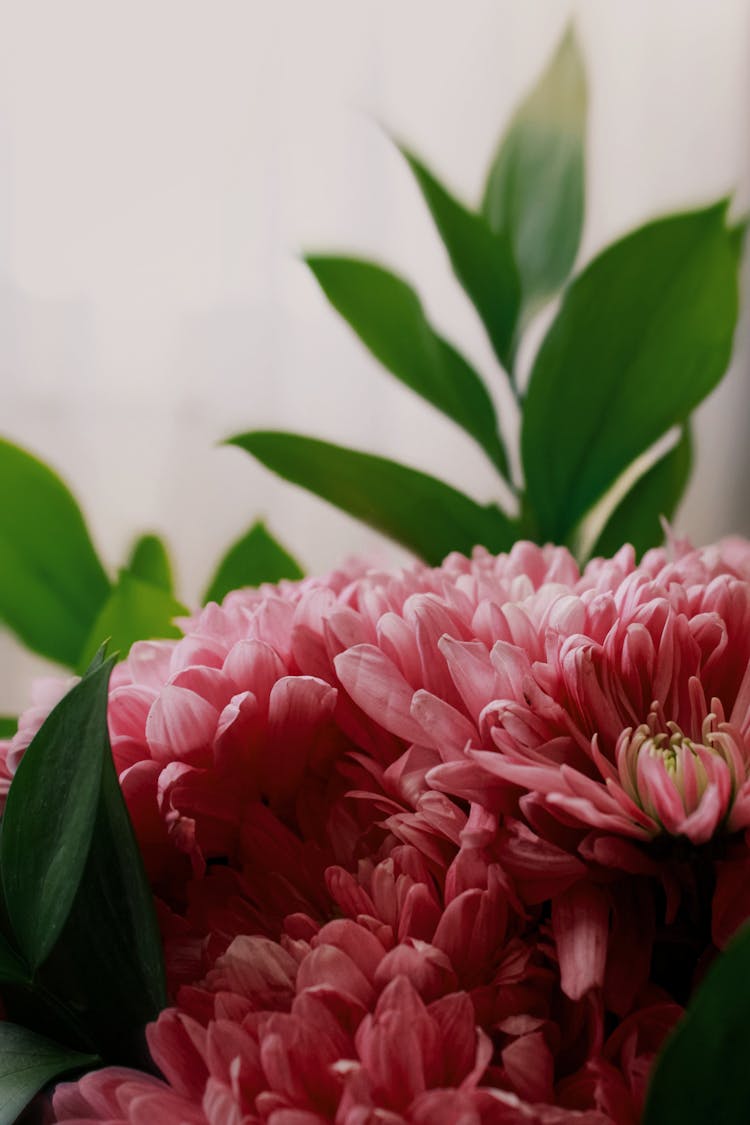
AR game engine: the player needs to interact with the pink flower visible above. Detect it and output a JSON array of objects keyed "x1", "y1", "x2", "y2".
[
  {"x1": 10, "y1": 539, "x2": 747, "y2": 1122},
  {"x1": 334, "y1": 540, "x2": 750, "y2": 1007},
  {"x1": 54, "y1": 906, "x2": 640, "y2": 1124}
]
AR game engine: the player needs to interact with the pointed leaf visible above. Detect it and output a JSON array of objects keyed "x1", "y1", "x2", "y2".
[
  {"x1": 126, "y1": 533, "x2": 174, "y2": 593},
  {"x1": 1, "y1": 659, "x2": 114, "y2": 970},
  {"x1": 590, "y1": 427, "x2": 692, "y2": 560},
  {"x1": 0, "y1": 932, "x2": 29, "y2": 985},
  {"x1": 230, "y1": 431, "x2": 517, "y2": 564},
  {"x1": 306, "y1": 256, "x2": 509, "y2": 477},
  {"x1": 522, "y1": 204, "x2": 739, "y2": 542},
  {"x1": 204, "y1": 520, "x2": 303, "y2": 605},
  {"x1": 483, "y1": 26, "x2": 586, "y2": 309},
  {"x1": 45, "y1": 738, "x2": 167, "y2": 1063},
  {"x1": 0, "y1": 1024, "x2": 98, "y2": 1125},
  {"x1": 77, "y1": 569, "x2": 186, "y2": 671},
  {"x1": 0, "y1": 439, "x2": 110, "y2": 666},
  {"x1": 84, "y1": 642, "x2": 109, "y2": 676},
  {"x1": 400, "y1": 148, "x2": 520, "y2": 371},
  {"x1": 644, "y1": 922, "x2": 750, "y2": 1125},
  {"x1": 0, "y1": 717, "x2": 17, "y2": 739}
]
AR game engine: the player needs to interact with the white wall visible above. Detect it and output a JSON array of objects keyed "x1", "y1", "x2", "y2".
[{"x1": 1, "y1": 0, "x2": 749, "y2": 710}]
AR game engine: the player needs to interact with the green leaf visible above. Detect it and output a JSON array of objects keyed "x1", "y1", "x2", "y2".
[
  {"x1": 590, "y1": 427, "x2": 692, "y2": 560},
  {"x1": 0, "y1": 717, "x2": 17, "y2": 739},
  {"x1": 521, "y1": 204, "x2": 739, "y2": 542},
  {"x1": 399, "y1": 148, "x2": 520, "y2": 371},
  {"x1": 306, "y1": 257, "x2": 509, "y2": 477},
  {"x1": 644, "y1": 922, "x2": 750, "y2": 1125},
  {"x1": 483, "y1": 25, "x2": 586, "y2": 311},
  {"x1": 126, "y1": 533, "x2": 174, "y2": 593},
  {"x1": 0, "y1": 439, "x2": 110, "y2": 667},
  {"x1": 1, "y1": 659, "x2": 114, "y2": 970},
  {"x1": 45, "y1": 736, "x2": 167, "y2": 1063},
  {"x1": 728, "y1": 217, "x2": 748, "y2": 259},
  {"x1": 0, "y1": 932, "x2": 29, "y2": 985},
  {"x1": 77, "y1": 569, "x2": 186, "y2": 671},
  {"x1": 204, "y1": 520, "x2": 304, "y2": 605},
  {"x1": 0, "y1": 1024, "x2": 98, "y2": 1125},
  {"x1": 230, "y1": 431, "x2": 517, "y2": 565}
]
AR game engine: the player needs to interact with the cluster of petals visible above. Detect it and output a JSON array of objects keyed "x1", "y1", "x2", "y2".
[{"x1": 5, "y1": 538, "x2": 750, "y2": 1121}]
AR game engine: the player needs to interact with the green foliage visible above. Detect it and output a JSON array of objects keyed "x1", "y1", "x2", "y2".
[
  {"x1": 45, "y1": 733, "x2": 167, "y2": 1061},
  {"x1": 0, "y1": 1024, "x2": 98, "y2": 1125},
  {"x1": 230, "y1": 432, "x2": 517, "y2": 564},
  {"x1": 204, "y1": 520, "x2": 304, "y2": 605},
  {"x1": 591, "y1": 427, "x2": 692, "y2": 560},
  {"x1": 126, "y1": 533, "x2": 174, "y2": 592},
  {"x1": 0, "y1": 932, "x2": 29, "y2": 986},
  {"x1": 0, "y1": 21, "x2": 743, "y2": 1111},
  {"x1": 0, "y1": 654, "x2": 166, "y2": 1066},
  {"x1": 0, "y1": 439, "x2": 110, "y2": 666},
  {"x1": 644, "y1": 923, "x2": 750, "y2": 1125},
  {"x1": 0, "y1": 718, "x2": 17, "y2": 739},
  {"x1": 306, "y1": 256, "x2": 509, "y2": 477},
  {"x1": 483, "y1": 25, "x2": 586, "y2": 316},
  {"x1": 77, "y1": 569, "x2": 186, "y2": 672},
  {"x1": 1, "y1": 659, "x2": 114, "y2": 969},
  {"x1": 400, "y1": 149, "x2": 520, "y2": 372},
  {"x1": 522, "y1": 205, "x2": 737, "y2": 542},
  {"x1": 237, "y1": 27, "x2": 737, "y2": 567}
]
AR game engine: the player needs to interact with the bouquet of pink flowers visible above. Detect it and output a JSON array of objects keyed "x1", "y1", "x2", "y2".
[
  {"x1": 4, "y1": 538, "x2": 750, "y2": 1124},
  {"x1": 0, "y1": 28, "x2": 747, "y2": 1125}
]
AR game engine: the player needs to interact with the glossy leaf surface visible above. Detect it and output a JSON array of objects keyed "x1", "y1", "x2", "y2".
[
  {"x1": 401, "y1": 148, "x2": 520, "y2": 370},
  {"x1": 307, "y1": 256, "x2": 508, "y2": 476},
  {"x1": 1, "y1": 660, "x2": 114, "y2": 970},
  {"x1": 204, "y1": 520, "x2": 303, "y2": 604},
  {"x1": 0, "y1": 439, "x2": 110, "y2": 666},
  {"x1": 483, "y1": 26, "x2": 586, "y2": 310},
  {"x1": 126, "y1": 533, "x2": 174, "y2": 593},
  {"x1": 522, "y1": 205, "x2": 738, "y2": 541},
  {"x1": 78, "y1": 569, "x2": 186, "y2": 670},
  {"x1": 231, "y1": 431, "x2": 516, "y2": 564},
  {"x1": 644, "y1": 923, "x2": 750, "y2": 1125},
  {"x1": 591, "y1": 427, "x2": 692, "y2": 560},
  {"x1": 0, "y1": 1024, "x2": 97, "y2": 1125}
]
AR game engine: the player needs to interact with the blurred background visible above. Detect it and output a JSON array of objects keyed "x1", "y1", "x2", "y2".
[{"x1": 1, "y1": 0, "x2": 749, "y2": 708}]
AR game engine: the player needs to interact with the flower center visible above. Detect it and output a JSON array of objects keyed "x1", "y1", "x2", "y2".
[
  {"x1": 614, "y1": 706, "x2": 746, "y2": 844},
  {"x1": 645, "y1": 728, "x2": 692, "y2": 775}
]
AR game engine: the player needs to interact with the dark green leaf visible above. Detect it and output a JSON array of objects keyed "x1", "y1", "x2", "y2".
[
  {"x1": 483, "y1": 26, "x2": 586, "y2": 311},
  {"x1": 590, "y1": 427, "x2": 692, "y2": 560},
  {"x1": 77, "y1": 569, "x2": 186, "y2": 671},
  {"x1": 204, "y1": 520, "x2": 303, "y2": 605},
  {"x1": 729, "y1": 217, "x2": 748, "y2": 259},
  {"x1": 0, "y1": 1023, "x2": 98, "y2": 1125},
  {"x1": 230, "y1": 431, "x2": 517, "y2": 564},
  {"x1": 306, "y1": 257, "x2": 509, "y2": 477},
  {"x1": 522, "y1": 204, "x2": 739, "y2": 542},
  {"x1": 0, "y1": 439, "x2": 110, "y2": 667},
  {"x1": 1, "y1": 660, "x2": 114, "y2": 970},
  {"x1": 644, "y1": 922, "x2": 750, "y2": 1125},
  {"x1": 0, "y1": 717, "x2": 17, "y2": 739},
  {"x1": 45, "y1": 739, "x2": 167, "y2": 1064},
  {"x1": 126, "y1": 533, "x2": 174, "y2": 593},
  {"x1": 84, "y1": 642, "x2": 109, "y2": 675},
  {"x1": 399, "y1": 148, "x2": 520, "y2": 371},
  {"x1": 0, "y1": 932, "x2": 28, "y2": 985}
]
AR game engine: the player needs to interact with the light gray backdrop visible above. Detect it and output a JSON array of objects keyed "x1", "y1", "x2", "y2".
[{"x1": 1, "y1": 0, "x2": 748, "y2": 710}]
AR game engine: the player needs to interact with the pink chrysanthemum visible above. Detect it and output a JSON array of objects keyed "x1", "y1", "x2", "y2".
[
  {"x1": 7, "y1": 540, "x2": 748, "y2": 1122},
  {"x1": 336, "y1": 538, "x2": 750, "y2": 1007}
]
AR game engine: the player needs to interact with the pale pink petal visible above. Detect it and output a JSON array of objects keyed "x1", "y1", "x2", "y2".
[
  {"x1": 552, "y1": 881, "x2": 610, "y2": 1000},
  {"x1": 146, "y1": 685, "x2": 219, "y2": 765},
  {"x1": 334, "y1": 644, "x2": 424, "y2": 743}
]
